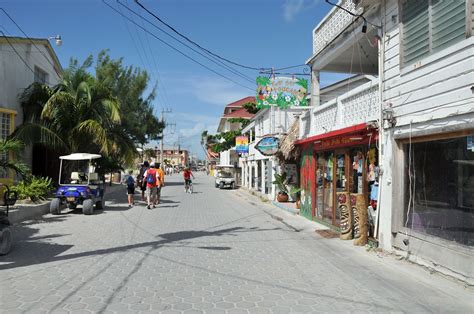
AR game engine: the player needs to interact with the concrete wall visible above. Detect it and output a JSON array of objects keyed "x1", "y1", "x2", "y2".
[{"x1": 0, "y1": 41, "x2": 61, "y2": 169}]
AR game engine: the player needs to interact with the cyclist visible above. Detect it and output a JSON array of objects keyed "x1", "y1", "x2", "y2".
[{"x1": 183, "y1": 167, "x2": 195, "y2": 193}]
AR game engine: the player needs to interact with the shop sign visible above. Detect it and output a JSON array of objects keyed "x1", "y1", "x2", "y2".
[
  {"x1": 318, "y1": 135, "x2": 371, "y2": 150},
  {"x1": 235, "y1": 135, "x2": 249, "y2": 154},
  {"x1": 255, "y1": 136, "x2": 279, "y2": 156},
  {"x1": 256, "y1": 76, "x2": 308, "y2": 109}
]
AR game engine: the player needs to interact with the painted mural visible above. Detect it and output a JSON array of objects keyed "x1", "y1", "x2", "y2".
[{"x1": 299, "y1": 144, "x2": 315, "y2": 220}]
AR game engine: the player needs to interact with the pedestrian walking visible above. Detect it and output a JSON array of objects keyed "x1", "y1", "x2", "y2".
[
  {"x1": 155, "y1": 162, "x2": 165, "y2": 205},
  {"x1": 142, "y1": 162, "x2": 159, "y2": 209},
  {"x1": 126, "y1": 170, "x2": 135, "y2": 207},
  {"x1": 138, "y1": 161, "x2": 149, "y2": 201}
]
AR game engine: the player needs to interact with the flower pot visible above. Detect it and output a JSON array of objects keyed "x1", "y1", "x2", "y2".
[{"x1": 277, "y1": 192, "x2": 289, "y2": 202}]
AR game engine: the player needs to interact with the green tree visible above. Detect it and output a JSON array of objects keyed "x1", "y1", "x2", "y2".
[
  {"x1": 15, "y1": 51, "x2": 164, "y2": 176},
  {"x1": 0, "y1": 139, "x2": 31, "y2": 181}
]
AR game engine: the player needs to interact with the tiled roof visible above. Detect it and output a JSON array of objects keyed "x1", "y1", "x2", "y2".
[
  {"x1": 225, "y1": 96, "x2": 255, "y2": 108},
  {"x1": 223, "y1": 107, "x2": 255, "y2": 119}
]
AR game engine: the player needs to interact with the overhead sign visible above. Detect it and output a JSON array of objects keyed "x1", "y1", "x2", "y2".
[
  {"x1": 256, "y1": 76, "x2": 308, "y2": 109},
  {"x1": 255, "y1": 136, "x2": 279, "y2": 156},
  {"x1": 235, "y1": 135, "x2": 249, "y2": 154}
]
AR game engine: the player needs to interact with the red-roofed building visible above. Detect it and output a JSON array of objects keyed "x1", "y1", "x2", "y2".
[{"x1": 217, "y1": 96, "x2": 255, "y2": 133}]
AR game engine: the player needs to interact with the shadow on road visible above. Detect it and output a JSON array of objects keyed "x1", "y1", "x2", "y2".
[{"x1": 0, "y1": 225, "x2": 279, "y2": 270}]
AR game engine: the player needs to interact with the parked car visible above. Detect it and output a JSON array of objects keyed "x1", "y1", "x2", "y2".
[{"x1": 215, "y1": 171, "x2": 236, "y2": 189}]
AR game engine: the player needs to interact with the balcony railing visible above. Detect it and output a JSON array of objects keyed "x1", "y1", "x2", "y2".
[
  {"x1": 312, "y1": 0, "x2": 362, "y2": 56},
  {"x1": 311, "y1": 80, "x2": 379, "y2": 136}
]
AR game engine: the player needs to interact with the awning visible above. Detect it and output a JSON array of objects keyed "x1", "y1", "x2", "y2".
[
  {"x1": 295, "y1": 123, "x2": 376, "y2": 147},
  {"x1": 279, "y1": 120, "x2": 300, "y2": 160}
]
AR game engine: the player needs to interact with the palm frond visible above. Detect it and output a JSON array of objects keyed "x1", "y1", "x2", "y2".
[
  {"x1": 11, "y1": 122, "x2": 68, "y2": 149},
  {"x1": 76, "y1": 120, "x2": 108, "y2": 153}
]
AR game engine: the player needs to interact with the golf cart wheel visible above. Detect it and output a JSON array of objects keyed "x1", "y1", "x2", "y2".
[
  {"x1": 230, "y1": 182, "x2": 235, "y2": 190},
  {"x1": 95, "y1": 199, "x2": 103, "y2": 210},
  {"x1": 219, "y1": 182, "x2": 224, "y2": 189},
  {"x1": 0, "y1": 225, "x2": 12, "y2": 256},
  {"x1": 82, "y1": 199, "x2": 94, "y2": 215},
  {"x1": 50, "y1": 198, "x2": 61, "y2": 215}
]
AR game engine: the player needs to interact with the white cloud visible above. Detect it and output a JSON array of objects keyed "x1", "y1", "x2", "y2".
[
  {"x1": 190, "y1": 77, "x2": 251, "y2": 106},
  {"x1": 283, "y1": 0, "x2": 319, "y2": 22}
]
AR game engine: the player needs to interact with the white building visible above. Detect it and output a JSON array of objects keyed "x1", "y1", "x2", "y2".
[
  {"x1": 216, "y1": 96, "x2": 255, "y2": 170},
  {"x1": 240, "y1": 107, "x2": 310, "y2": 200},
  {"x1": 0, "y1": 36, "x2": 62, "y2": 185},
  {"x1": 297, "y1": 0, "x2": 473, "y2": 283}
]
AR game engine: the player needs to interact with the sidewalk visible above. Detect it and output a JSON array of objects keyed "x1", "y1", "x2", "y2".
[
  {"x1": 234, "y1": 187, "x2": 474, "y2": 289},
  {"x1": 7, "y1": 182, "x2": 124, "y2": 224}
]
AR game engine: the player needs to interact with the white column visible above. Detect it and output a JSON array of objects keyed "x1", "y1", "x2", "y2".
[
  {"x1": 253, "y1": 161, "x2": 259, "y2": 190},
  {"x1": 261, "y1": 160, "x2": 266, "y2": 195},
  {"x1": 311, "y1": 68, "x2": 320, "y2": 107},
  {"x1": 270, "y1": 159, "x2": 277, "y2": 200}
]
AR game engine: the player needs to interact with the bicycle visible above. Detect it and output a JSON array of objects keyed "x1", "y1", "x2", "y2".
[{"x1": 184, "y1": 179, "x2": 193, "y2": 194}]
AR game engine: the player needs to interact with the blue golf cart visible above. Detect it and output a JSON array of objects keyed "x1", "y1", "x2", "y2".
[{"x1": 50, "y1": 153, "x2": 105, "y2": 215}]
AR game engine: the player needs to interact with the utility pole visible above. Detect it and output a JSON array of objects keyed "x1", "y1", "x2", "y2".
[{"x1": 160, "y1": 108, "x2": 173, "y2": 166}]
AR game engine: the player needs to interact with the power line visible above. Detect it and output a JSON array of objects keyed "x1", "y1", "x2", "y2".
[
  {"x1": 0, "y1": 30, "x2": 36, "y2": 75},
  {"x1": 0, "y1": 8, "x2": 61, "y2": 79},
  {"x1": 103, "y1": 0, "x2": 254, "y2": 91},
  {"x1": 117, "y1": 0, "x2": 255, "y2": 84},
  {"x1": 135, "y1": 0, "x2": 269, "y2": 71}
]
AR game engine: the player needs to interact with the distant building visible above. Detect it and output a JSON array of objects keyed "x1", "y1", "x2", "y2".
[{"x1": 154, "y1": 148, "x2": 189, "y2": 167}]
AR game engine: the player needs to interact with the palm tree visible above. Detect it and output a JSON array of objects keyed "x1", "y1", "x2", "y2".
[
  {"x1": 0, "y1": 139, "x2": 30, "y2": 180},
  {"x1": 14, "y1": 58, "x2": 134, "y2": 163}
]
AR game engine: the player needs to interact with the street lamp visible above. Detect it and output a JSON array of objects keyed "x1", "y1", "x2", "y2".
[{"x1": 48, "y1": 35, "x2": 62, "y2": 47}]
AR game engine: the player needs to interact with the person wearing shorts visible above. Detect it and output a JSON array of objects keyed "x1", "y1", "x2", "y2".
[
  {"x1": 126, "y1": 170, "x2": 135, "y2": 207},
  {"x1": 142, "y1": 162, "x2": 159, "y2": 209},
  {"x1": 138, "y1": 161, "x2": 149, "y2": 201}
]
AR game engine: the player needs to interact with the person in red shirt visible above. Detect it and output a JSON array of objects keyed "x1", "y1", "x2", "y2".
[
  {"x1": 183, "y1": 167, "x2": 194, "y2": 192},
  {"x1": 142, "y1": 163, "x2": 160, "y2": 209}
]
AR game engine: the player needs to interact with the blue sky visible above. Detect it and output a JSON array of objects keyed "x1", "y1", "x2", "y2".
[{"x1": 1, "y1": 0, "x2": 341, "y2": 158}]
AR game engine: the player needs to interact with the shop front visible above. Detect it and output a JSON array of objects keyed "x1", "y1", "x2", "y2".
[{"x1": 296, "y1": 123, "x2": 379, "y2": 235}]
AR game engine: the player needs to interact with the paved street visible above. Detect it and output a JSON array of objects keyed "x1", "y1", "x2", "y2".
[{"x1": 0, "y1": 173, "x2": 472, "y2": 313}]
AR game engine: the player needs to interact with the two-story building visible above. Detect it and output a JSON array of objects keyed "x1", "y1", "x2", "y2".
[
  {"x1": 240, "y1": 106, "x2": 311, "y2": 200},
  {"x1": 0, "y1": 36, "x2": 62, "y2": 184},
  {"x1": 295, "y1": 0, "x2": 473, "y2": 282}
]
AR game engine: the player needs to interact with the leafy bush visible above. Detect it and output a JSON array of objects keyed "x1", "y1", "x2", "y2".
[{"x1": 11, "y1": 176, "x2": 54, "y2": 201}]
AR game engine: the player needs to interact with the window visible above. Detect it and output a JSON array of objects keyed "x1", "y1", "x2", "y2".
[
  {"x1": 34, "y1": 66, "x2": 48, "y2": 84},
  {"x1": 0, "y1": 112, "x2": 13, "y2": 178},
  {"x1": 404, "y1": 135, "x2": 474, "y2": 246},
  {"x1": 401, "y1": 0, "x2": 467, "y2": 66}
]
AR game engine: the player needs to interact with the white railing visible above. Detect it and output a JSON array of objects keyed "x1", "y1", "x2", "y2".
[
  {"x1": 312, "y1": 0, "x2": 362, "y2": 56},
  {"x1": 310, "y1": 80, "x2": 379, "y2": 137}
]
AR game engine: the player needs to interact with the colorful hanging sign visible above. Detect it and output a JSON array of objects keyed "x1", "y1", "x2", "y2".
[
  {"x1": 255, "y1": 136, "x2": 279, "y2": 156},
  {"x1": 256, "y1": 76, "x2": 308, "y2": 109},
  {"x1": 235, "y1": 135, "x2": 249, "y2": 154}
]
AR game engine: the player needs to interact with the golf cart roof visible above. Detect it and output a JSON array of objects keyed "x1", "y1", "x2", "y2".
[
  {"x1": 59, "y1": 153, "x2": 102, "y2": 160},
  {"x1": 216, "y1": 165, "x2": 234, "y2": 168}
]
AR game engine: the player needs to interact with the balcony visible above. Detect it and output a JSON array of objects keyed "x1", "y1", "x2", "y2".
[
  {"x1": 308, "y1": 79, "x2": 379, "y2": 137},
  {"x1": 312, "y1": 0, "x2": 363, "y2": 57}
]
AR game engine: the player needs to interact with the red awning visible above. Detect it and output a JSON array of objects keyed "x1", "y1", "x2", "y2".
[{"x1": 295, "y1": 123, "x2": 371, "y2": 146}]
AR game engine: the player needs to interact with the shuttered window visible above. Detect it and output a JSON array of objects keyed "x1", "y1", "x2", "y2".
[{"x1": 401, "y1": 0, "x2": 467, "y2": 67}]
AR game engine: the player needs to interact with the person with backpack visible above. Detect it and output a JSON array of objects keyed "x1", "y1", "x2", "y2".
[
  {"x1": 126, "y1": 170, "x2": 135, "y2": 208},
  {"x1": 155, "y1": 163, "x2": 165, "y2": 205},
  {"x1": 142, "y1": 162, "x2": 159, "y2": 209},
  {"x1": 137, "y1": 161, "x2": 149, "y2": 201}
]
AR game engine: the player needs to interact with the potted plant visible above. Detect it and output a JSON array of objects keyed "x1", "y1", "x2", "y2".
[{"x1": 273, "y1": 173, "x2": 302, "y2": 203}]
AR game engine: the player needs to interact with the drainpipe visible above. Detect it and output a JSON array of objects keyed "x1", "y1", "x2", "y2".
[{"x1": 375, "y1": 0, "x2": 386, "y2": 240}]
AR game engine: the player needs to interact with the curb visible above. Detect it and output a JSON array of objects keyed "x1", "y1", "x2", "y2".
[
  {"x1": 271, "y1": 201, "x2": 300, "y2": 215},
  {"x1": 8, "y1": 202, "x2": 52, "y2": 224}
]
